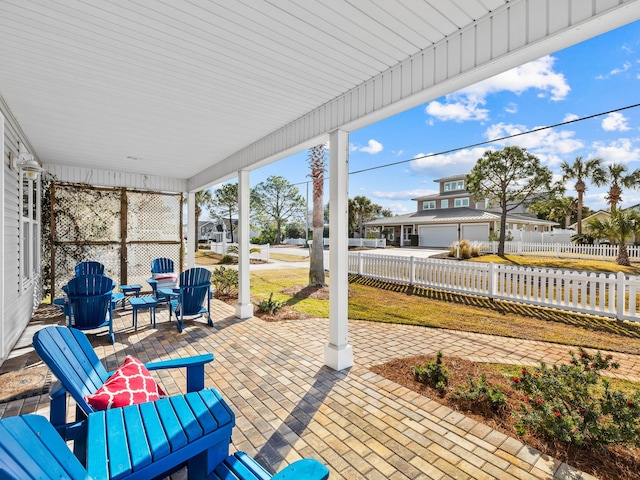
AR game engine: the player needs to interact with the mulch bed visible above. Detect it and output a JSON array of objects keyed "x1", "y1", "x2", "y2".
[{"x1": 371, "y1": 354, "x2": 640, "y2": 480}]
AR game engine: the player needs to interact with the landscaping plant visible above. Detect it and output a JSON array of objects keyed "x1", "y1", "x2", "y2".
[
  {"x1": 210, "y1": 266, "x2": 238, "y2": 297},
  {"x1": 512, "y1": 348, "x2": 640, "y2": 448},
  {"x1": 413, "y1": 351, "x2": 450, "y2": 393},
  {"x1": 257, "y1": 292, "x2": 285, "y2": 315},
  {"x1": 452, "y1": 374, "x2": 506, "y2": 412}
]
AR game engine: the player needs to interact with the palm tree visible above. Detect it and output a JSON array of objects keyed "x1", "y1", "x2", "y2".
[
  {"x1": 560, "y1": 156, "x2": 602, "y2": 235},
  {"x1": 186, "y1": 189, "x2": 213, "y2": 253},
  {"x1": 592, "y1": 163, "x2": 640, "y2": 212},
  {"x1": 587, "y1": 209, "x2": 640, "y2": 265},
  {"x1": 307, "y1": 144, "x2": 326, "y2": 286}
]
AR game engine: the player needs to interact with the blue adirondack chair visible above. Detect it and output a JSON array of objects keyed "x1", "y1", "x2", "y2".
[
  {"x1": 74, "y1": 261, "x2": 105, "y2": 276},
  {"x1": 32, "y1": 326, "x2": 214, "y2": 438},
  {"x1": 0, "y1": 414, "x2": 330, "y2": 480},
  {"x1": 167, "y1": 267, "x2": 212, "y2": 333},
  {"x1": 65, "y1": 274, "x2": 115, "y2": 344},
  {"x1": 146, "y1": 257, "x2": 176, "y2": 302}
]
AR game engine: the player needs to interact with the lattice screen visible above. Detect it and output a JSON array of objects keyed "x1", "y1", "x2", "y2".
[{"x1": 51, "y1": 184, "x2": 182, "y2": 298}]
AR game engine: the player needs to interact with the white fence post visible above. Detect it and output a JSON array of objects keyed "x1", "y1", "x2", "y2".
[
  {"x1": 410, "y1": 256, "x2": 415, "y2": 285},
  {"x1": 488, "y1": 262, "x2": 496, "y2": 299},
  {"x1": 617, "y1": 271, "x2": 626, "y2": 320},
  {"x1": 265, "y1": 243, "x2": 270, "y2": 262},
  {"x1": 357, "y1": 251, "x2": 363, "y2": 276}
]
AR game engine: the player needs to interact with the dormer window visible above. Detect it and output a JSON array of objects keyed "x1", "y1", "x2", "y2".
[
  {"x1": 454, "y1": 197, "x2": 469, "y2": 207},
  {"x1": 423, "y1": 201, "x2": 436, "y2": 210},
  {"x1": 444, "y1": 180, "x2": 465, "y2": 191}
]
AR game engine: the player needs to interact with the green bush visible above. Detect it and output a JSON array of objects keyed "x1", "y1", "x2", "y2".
[
  {"x1": 210, "y1": 266, "x2": 238, "y2": 297},
  {"x1": 452, "y1": 374, "x2": 506, "y2": 412},
  {"x1": 413, "y1": 351, "x2": 450, "y2": 393},
  {"x1": 512, "y1": 348, "x2": 640, "y2": 448},
  {"x1": 219, "y1": 255, "x2": 235, "y2": 264},
  {"x1": 256, "y1": 292, "x2": 284, "y2": 314}
]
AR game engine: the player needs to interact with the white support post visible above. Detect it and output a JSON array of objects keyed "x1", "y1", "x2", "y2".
[
  {"x1": 187, "y1": 191, "x2": 196, "y2": 268},
  {"x1": 400, "y1": 225, "x2": 404, "y2": 248},
  {"x1": 236, "y1": 170, "x2": 253, "y2": 319},
  {"x1": 325, "y1": 129, "x2": 353, "y2": 371}
]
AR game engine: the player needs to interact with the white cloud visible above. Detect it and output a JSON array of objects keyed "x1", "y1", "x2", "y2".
[
  {"x1": 596, "y1": 61, "x2": 632, "y2": 80},
  {"x1": 505, "y1": 103, "x2": 518, "y2": 114},
  {"x1": 485, "y1": 122, "x2": 583, "y2": 160},
  {"x1": 601, "y1": 112, "x2": 630, "y2": 131},
  {"x1": 409, "y1": 147, "x2": 488, "y2": 175},
  {"x1": 460, "y1": 55, "x2": 570, "y2": 102},
  {"x1": 352, "y1": 139, "x2": 383, "y2": 154},
  {"x1": 425, "y1": 55, "x2": 569, "y2": 123},
  {"x1": 591, "y1": 138, "x2": 640, "y2": 165},
  {"x1": 563, "y1": 113, "x2": 579, "y2": 122},
  {"x1": 424, "y1": 100, "x2": 489, "y2": 122}
]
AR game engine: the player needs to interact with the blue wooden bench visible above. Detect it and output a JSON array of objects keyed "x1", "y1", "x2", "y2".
[{"x1": 0, "y1": 407, "x2": 330, "y2": 480}]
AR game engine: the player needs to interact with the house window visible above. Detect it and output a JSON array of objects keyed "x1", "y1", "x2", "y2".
[
  {"x1": 440, "y1": 199, "x2": 449, "y2": 208},
  {"x1": 454, "y1": 197, "x2": 469, "y2": 207},
  {"x1": 20, "y1": 173, "x2": 41, "y2": 290},
  {"x1": 423, "y1": 201, "x2": 436, "y2": 210},
  {"x1": 403, "y1": 227, "x2": 413, "y2": 240},
  {"x1": 444, "y1": 180, "x2": 465, "y2": 191}
]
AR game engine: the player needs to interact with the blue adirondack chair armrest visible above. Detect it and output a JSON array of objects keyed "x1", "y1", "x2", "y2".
[{"x1": 270, "y1": 458, "x2": 330, "y2": 480}]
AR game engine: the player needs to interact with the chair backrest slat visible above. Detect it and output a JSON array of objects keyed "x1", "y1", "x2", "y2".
[
  {"x1": 75, "y1": 261, "x2": 105, "y2": 276},
  {"x1": 151, "y1": 257, "x2": 174, "y2": 274}
]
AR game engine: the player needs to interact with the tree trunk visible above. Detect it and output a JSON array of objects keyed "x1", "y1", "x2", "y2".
[
  {"x1": 498, "y1": 208, "x2": 507, "y2": 257},
  {"x1": 309, "y1": 171, "x2": 325, "y2": 286},
  {"x1": 576, "y1": 186, "x2": 584, "y2": 235},
  {"x1": 228, "y1": 212, "x2": 234, "y2": 243},
  {"x1": 617, "y1": 243, "x2": 630, "y2": 266},
  {"x1": 194, "y1": 206, "x2": 201, "y2": 255}
]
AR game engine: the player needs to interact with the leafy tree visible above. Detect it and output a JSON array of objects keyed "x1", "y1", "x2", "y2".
[
  {"x1": 592, "y1": 163, "x2": 640, "y2": 212},
  {"x1": 251, "y1": 175, "x2": 305, "y2": 244},
  {"x1": 307, "y1": 144, "x2": 327, "y2": 286},
  {"x1": 587, "y1": 209, "x2": 640, "y2": 265},
  {"x1": 529, "y1": 196, "x2": 578, "y2": 228},
  {"x1": 560, "y1": 156, "x2": 602, "y2": 235},
  {"x1": 467, "y1": 146, "x2": 555, "y2": 256},
  {"x1": 208, "y1": 183, "x2": 238, "y2": 243},
  {"x1": 348, "y1": 196, "x2": 392, "y2": 238}
]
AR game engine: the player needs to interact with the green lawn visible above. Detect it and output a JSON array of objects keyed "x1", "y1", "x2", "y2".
[{"x1": 249, "y1": 257, "x2": 640, "y2": 355}]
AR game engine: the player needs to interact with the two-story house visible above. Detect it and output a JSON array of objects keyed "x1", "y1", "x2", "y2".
[{"x1": 365, "y1": 174, "x2": 557, "y2": 247}]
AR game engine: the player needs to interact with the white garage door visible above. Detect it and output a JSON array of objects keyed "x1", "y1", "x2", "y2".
[
  {"x1": 461, "y1": 224, "x2": 489, "y2": 242},
  {"x1": 418, "y1": 224, "x2": 457, "y2": 247}
]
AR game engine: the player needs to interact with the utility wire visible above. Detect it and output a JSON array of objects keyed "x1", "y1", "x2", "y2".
[
  {"x1": 349, "y1": 102, "x2": 640, "y2": 175},
  {"x1": 290, "y1": 101, "x2": 640, "y2": 186}
]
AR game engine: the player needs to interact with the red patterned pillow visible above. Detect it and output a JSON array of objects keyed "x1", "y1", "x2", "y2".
[{"x1": 84, "y1": 355, "x2": 166, "y2": 410}]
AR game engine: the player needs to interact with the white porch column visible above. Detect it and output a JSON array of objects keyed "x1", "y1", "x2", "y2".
[
  {"x1": 187, "y1": 191, "x2": 196, "y2": 268},
  {"x1": 400, "y1": 225, "x2": 405, "y2": 248},
  {"x1": 325, "y1": 129, "x2": 353, "y2": 371},
  {"x1": 236, "y1": 169, "x2": 253, "y2": 318}
]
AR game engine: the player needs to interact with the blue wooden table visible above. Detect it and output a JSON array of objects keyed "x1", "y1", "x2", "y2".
[{"x1": 129, "y1": 296, "x2": 158, "y2": 329}]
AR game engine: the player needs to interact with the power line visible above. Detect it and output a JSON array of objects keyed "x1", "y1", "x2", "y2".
[
  {"x1": 349, "y1": 102, "x2": 640, "y2": 175},
  {"x1": 290, "y1": 101, "x2": 640, "y2": 187}
]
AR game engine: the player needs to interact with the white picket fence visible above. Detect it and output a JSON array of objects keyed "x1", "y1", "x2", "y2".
[
  {"x1": 478, "y1": 241, "x2": 640, "y2": 261},
  {"x1": 210, "y1": 242, "x2": 270, "y2": 261},
  {"x1": 348, "y1": 252, "x2": 640, "y2": 322}
]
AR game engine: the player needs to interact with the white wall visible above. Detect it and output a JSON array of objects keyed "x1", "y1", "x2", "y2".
[{"x1": 1, "y1": 100, "x2": 37, "y2": 365}]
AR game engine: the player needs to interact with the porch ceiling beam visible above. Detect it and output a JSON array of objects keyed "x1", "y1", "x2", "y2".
[{"x1": 188, "y1": 0, "x2": 640, "y2": 192}]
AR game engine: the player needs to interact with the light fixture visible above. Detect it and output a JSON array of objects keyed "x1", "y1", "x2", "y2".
[{"x1": 10, "y1": 142, "x2": 43, "y2": 179}]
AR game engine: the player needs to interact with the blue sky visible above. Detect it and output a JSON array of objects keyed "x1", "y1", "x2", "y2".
[{"x1": 223, "y1": 20, "x2": 640, "y2": 217}]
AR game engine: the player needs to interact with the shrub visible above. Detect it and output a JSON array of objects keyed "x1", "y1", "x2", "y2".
[
  {"x1": 219, "y1": 255, "x2": 235, "y2": 264},
  {"x1": 413, "y1": 351, "x2": 450, "y2": 393},
  {"x1": 448, "y1": 239, "x2": 481, "y2": 259},
  {"x1": 452, "y1": 374, "x2": 506, "y2": 412},
  {"x1": 256, "y1": 292, "x2": 284, "y2": 314},
  {"x1": 226, "y1": 245, "x2": 261, "y2": 256},
  {"x1": 512, "y1": 348, "x2": 640, "y2": 448},
  {"x1": 210, "y1": 266, "x2": 238, "y2": 297}
]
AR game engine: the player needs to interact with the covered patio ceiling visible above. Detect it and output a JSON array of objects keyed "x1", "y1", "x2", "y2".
[{"x1": 2, "y1": 0, "x2": 640, "y2": 192}]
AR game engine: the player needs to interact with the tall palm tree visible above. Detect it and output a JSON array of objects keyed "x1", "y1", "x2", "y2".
[
  {"x1": 592, "y1": 163, "x2": 640, "y2": 212},
  {"x1": 560, "y1": 156, "x2": 602, "y2": 235},
  {"x1": 587, "y1": 209, "x2": 640, "y2": 265},
  {"x1": 307, "y1": 144, "x2": 326, "y2": 286}
]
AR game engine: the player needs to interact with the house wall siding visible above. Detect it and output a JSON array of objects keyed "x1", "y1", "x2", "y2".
[{"x1": 1, "y1": 102, "x2": 35, "y2": 365}]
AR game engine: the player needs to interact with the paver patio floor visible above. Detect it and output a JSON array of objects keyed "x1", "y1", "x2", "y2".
[{"x1": 3, "y1": 299, "x2": 638, "y2": 479}]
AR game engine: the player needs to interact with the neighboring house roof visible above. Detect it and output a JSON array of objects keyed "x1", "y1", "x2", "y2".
[
  {"x1": 568, "y1": 210, "x2": 610, "y2": 230},
  {"x1": 433, "y1": 174, "x2": 467, "y2": 183},
  {"x1": 198, "y1": 220, "x2": 215, "y2": 228},
  {"x1": 412, "y1": 190, "x2": 471, "y2": 201},
  {"x1": 364, "y1": 207, "x2": 557, "y2": 227}
]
